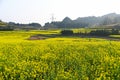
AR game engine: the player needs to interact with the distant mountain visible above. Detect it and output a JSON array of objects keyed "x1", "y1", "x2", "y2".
[
  {"x1": 44, "y1": 13, "x2": 120, "y2": 29},
  {"x1": 100, "y1": 13, "x2": 120, "y2": 25},
  {"x1": 74, "y1": 13, "x2": 120, "y2": 27},
  {"x1": 102, "y1": 13, "x2": 119, "y2": 18},
  {"x1": 1, "y1": 13, "x2": 120, "y2": 30},
  {"x1": 75, "y1": 16, "x2": 100, "y2": 26},
  {"x1": 62, "y1": 17, "x2": 73, "y2": 23}
]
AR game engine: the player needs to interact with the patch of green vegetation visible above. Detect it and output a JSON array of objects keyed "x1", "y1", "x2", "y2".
[
  {"x1": 109, "y1": 35, "x2": 120, "y2": 38},
  {"x1": 0, "y1": 22, "x2": 7, "y2": 26}
]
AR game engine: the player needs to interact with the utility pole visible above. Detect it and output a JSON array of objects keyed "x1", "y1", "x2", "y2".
[{"x1": 51, "y1": 14, "x2": 55, "y2": 22}]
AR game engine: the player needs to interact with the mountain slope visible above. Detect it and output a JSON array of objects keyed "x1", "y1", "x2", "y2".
[{"x1": 45, "y1": 13, "x2": 120, "y2": 28}]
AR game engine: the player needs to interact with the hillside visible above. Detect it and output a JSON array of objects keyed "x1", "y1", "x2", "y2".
[
  {"x1": 0, "y1": 20, "x2": 8, "y2": 27},
  {"x1": 1, "y1": 13, "x2": 120, "y2": 30},
  {"x1": 44, "y1": 13, "x2": 120, "y2": 29},
  {"x1": 0, "y1": 20, "x2": 42, "y2": 30}
]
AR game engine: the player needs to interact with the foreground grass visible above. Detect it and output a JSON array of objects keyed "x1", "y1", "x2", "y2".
[{"x1": 0, "y1": 30, "x2": 120, "y2": 79}]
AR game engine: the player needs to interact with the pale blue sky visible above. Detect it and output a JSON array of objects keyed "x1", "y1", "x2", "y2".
[{"x1": 0, "y1": 0, "x2": 120, "y2": 25}]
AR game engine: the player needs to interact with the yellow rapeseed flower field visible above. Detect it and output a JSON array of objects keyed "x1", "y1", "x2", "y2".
[{"x1": 0, "y1": 30, "x2": 120, "y2": 79}]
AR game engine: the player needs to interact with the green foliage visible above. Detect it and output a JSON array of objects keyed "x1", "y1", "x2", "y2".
[
  {"x1": 0, "y1": 22, "x2": 7, "y2": 27},
  {"x1": 90, "y1": 30, "x2": 110, "y2": 36},
  {"x1": 111, "y1": 29, "x2": 119, "y2": 35},
  {"x1": 61, "y1": 30, "x2": 73, "y2": 35},
  {"x1": 89, "y1": 29, "x2": 119, "y2": 36}
]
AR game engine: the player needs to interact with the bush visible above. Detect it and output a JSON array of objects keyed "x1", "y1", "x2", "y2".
[
  {"x1": 61, "y1": 30, "x2": 73, "y2": 35},
  {"x1": 90, "y1": 30, "x2": 110, "y2": 36},
  {"x1": 0, "y1": 26, "x2": 14, "y2": 31},
  {"x1": 111, "y1": 29, "x2": 119, "y2": 35},
  {"x1": 0, "y1": 29, "x2": 14, "y2": 31}
]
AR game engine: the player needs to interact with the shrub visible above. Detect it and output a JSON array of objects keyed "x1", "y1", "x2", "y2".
[
  {"x1": 111, "y1": 29, "x2": 119, "y2": 35},
  {"x1": 90, "y1": 30, "x2": 110, "y2": 36},
  {"x1": 61, "y1": 30, "x2": 73, "y2": 35}
]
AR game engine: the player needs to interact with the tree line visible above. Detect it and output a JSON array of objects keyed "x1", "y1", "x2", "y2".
[
  {"x1": 0, "y1": 20, "x2": 42, "y2": 30},
  {"x1": 60, "y1": 29, "x2": 120, "y2": 36}
]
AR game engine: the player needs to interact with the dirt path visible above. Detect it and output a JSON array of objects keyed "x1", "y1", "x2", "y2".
[{"x1": 28, "y1": 35, "x2": 48, "y2": 40}]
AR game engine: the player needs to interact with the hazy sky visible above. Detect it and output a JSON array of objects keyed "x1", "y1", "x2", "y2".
[{"x1": 0, "y1": 0, "x2": 120, "y2": 25}]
